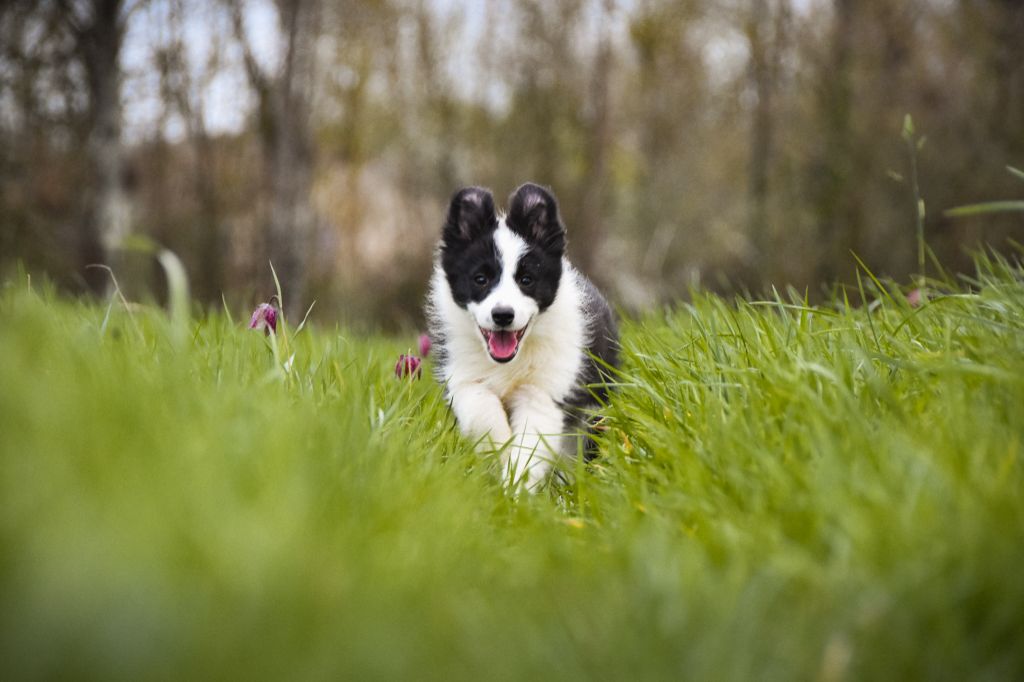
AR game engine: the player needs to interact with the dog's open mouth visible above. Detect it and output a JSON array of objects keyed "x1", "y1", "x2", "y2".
[{"x1": 480, "y1": 327, "x2": 527, "y2": 363}]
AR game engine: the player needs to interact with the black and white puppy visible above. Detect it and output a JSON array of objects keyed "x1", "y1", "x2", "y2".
[{"x1": 426, "y1": 183, "x2": 618, "y2": 491}]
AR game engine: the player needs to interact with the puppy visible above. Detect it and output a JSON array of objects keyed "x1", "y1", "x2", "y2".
[{"x1": 426, "y1": 183, "x2": 618, "y2": 491}]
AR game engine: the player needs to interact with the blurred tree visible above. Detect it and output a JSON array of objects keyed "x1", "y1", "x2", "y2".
[
  {"x1": 991, "y1": 2, "x2": 1024, "y2": 163},
  {"x1": 967, "y1": 0, "x2": 1024, "y2": 166},
  {"x1": 625, "y1": 0, "x2": 708, "y2": 298},
  {"x1": 62, "y1": 0, "x2": 138, "y2": 293},
  {"x1": 227, "y1": 0, "x2": 319, "y2": 314},
  {"x1": 0, "y1": 3, "x2": 82, "y2": 282},
  {"x1": 576, "y1": 0, "x2": 615, "y2": 280},
  {"x1": 0, "y1": 0, "x2": 137, "y2": 293},
  {"x1": 409, "y1": 0, "x2": 459, "y2": 196},
  {"x1": 3, "y1": 0, "x2": 1022, "y2": 323},
  {"x1": 808, "y1": 0, "x2": 857, "y2": 285},
  {"x1": 745, "y1": 0, "x2": 789, "y2": 261},
  {"x1": 153, "y1": 0, "x2": 225, "y2": 303}
]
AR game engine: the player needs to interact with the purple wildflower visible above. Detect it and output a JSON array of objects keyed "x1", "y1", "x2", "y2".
[
  {"x1": 249, "y1": 302, "x2": 278, "y2": 335},
  {"x1": 418, "y1": 333, "x2": 432, "y2": 358},
  {"x1": 395, "y1": 354, "x2": 422, "y2": 379}
]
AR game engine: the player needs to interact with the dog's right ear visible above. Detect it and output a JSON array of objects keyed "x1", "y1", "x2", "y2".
[{"x1": 443, "y1": 187, "x2": 497, "y2": 244}]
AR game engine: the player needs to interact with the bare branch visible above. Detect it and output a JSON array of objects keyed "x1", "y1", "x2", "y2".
[
  {"x1": 53, "y1": 0, "x2": 86, "y2": 39},
  {"x1": 224, "y1": 0, "x2": 269, "y2": 94}
]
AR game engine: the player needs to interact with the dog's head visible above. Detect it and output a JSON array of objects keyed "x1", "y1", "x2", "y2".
[{"x1": 440, "y1": 182, "x2": 566, "y2": 363}]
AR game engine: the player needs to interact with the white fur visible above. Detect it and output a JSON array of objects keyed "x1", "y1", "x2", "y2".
[
  {"x1": 467, "y1": 227, "x2": 537, "y2": 334},
  {"x1": 428, "y1": 220, "x2": 589, "y2": 492}
]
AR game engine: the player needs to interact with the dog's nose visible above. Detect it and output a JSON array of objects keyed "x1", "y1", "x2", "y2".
[{"x1": 491, "y1": 306, "x2": 515, "y2": 328}]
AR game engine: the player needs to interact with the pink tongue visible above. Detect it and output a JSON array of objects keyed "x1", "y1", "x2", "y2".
[{"x1": 488, "y1": 331, "x2": 519, "y2": 359}]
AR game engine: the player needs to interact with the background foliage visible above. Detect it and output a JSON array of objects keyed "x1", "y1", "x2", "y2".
[{"x1": 1, "y1": 0, "x2": 1022, "y2": 326}]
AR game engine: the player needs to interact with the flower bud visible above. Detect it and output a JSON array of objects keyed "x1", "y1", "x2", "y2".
[
  {"x1": 395, "y1": 354, "x2": 422, "y2": 379},
  {"x1": 249, "y1": 303, "x2": 278, "y2": 335}
]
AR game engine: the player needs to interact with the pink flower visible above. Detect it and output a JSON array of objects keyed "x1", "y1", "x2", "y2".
[
  {"x1": 395, "y1": 354, "x2": 422, "y2": 379},
  {"x1": 249, "y1": 302, "x2": 278, "y2": 335},
  {"x1": 418, "y1": 333, "x2": 432, "y2": 358},
  {"x1": 906, "y1": 288, "x2": 924, "y2": 308}
]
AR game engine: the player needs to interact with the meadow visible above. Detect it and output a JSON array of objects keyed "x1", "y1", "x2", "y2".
[{"x1": 1, "y1": 251, "x2": 1023, "y2": 681}]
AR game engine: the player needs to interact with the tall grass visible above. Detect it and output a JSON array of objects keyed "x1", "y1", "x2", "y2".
[{"x1": 1, "y1": 250, "x2": 1022, "y2": 680}]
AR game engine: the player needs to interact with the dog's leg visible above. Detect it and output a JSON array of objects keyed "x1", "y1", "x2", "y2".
[
  {"x1": 505, "y1": 385, "x2": 566, "y2": 493},
  {"x1": 450, "y1": 384, "x2": 512, "y2": 453}
]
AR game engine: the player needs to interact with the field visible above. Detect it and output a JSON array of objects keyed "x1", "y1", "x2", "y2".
[{"x1": 2, "y1": 252, "x2": 1023, "y2": 681}]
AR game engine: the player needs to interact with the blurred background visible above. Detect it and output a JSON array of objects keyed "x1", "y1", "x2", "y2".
[{"x1": 1, "y1": 0, "x2": 1021, "y2": 328}]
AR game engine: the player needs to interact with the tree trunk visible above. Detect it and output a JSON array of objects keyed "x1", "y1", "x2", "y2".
[
  {"x1": 577, "y1": 0, "x2": 614, "y2": 280},
  {"x1": 747, "y1": 0, "x2": 788, "y2": 264},
  {"x1": 79, "y1": 0, "x2": 129, "y2": 294},
  {"x1": 990, "y1": 1, "x2": 1024, "y2": 161},
  {"x1": 812, "y1": 0, "x2": 855, "y2": 286},
  {"x1": 232, "y1": 0, "x2": 317, "y2": 315}
]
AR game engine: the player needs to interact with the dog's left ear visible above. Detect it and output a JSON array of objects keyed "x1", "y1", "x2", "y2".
[{"x1": 507, "y1": 183, "x2": 566, "y2": 254}]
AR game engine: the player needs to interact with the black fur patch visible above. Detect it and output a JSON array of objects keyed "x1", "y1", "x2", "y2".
[
  {"x1": 569, "y1": 275, "x2": 620, "y2": 408},
  {"x1": 507, "y1": 183, "x2": 565, "y2": 312},
  {"x1": 506, "y1": 183, "x2": 566, "y2": 254},
  {"x1": 510, "y1": 246, "x2": 560, "y2": 312},
  {"x1": 440, "y1": 187, "x2": 501, "y2": 308},
  {"x1": 562, "y1": 275, "x2": 620, "y2": 459}
]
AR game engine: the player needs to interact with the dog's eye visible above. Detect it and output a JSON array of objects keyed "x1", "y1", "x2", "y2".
[
  {"x1": 518, "y1": 274, "x2": 534, "y2": 287},
  {"x1": 473, "y1": 273, "x2": 489, "y2": 286}
]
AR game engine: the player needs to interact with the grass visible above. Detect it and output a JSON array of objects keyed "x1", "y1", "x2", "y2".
[{"x1": 1, "y1": 250, "x2": 1023, "y2": 681}]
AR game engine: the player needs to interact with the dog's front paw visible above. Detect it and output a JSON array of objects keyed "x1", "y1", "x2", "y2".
[
  {"x1": 450, "y1": 385, "x2": 512, "y2": 446},
  {"x1": 501, "y1": 441, "x2": 555, "y2": 494}
]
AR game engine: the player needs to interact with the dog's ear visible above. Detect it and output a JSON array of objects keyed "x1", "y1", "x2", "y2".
[
  {"x1": 507, "y1": 183, "x2": 566, "y2": 254},
  {"x1": 443, "y1": 187, "x2": 497, "y2": 244}
]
